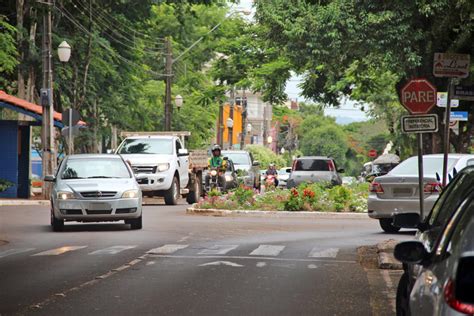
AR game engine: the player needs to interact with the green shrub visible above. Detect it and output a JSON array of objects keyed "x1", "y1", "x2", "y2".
[{"x1": 0, "y1": 179, "x2": 13, "y2": 192}]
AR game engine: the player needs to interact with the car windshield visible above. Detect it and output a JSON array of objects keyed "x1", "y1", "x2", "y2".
[
  {"x1": 61, "y1": 158, "x2": 131, "y2": 179},
  {"x1": 117, "y1": 138, "x2": 173, "y2": 155},
  {"x1": 224, "y1": 153, "x2": 250, "y2": 165},
  {"x1": 294, "y1": 159, "x2": 330, "y2": 171},
  {"x1": 389, "y1": 156, "x2": 458, "y2": 176},
  {"x1": 278, "y1": 169, "x2": 289, "y2": 175}
]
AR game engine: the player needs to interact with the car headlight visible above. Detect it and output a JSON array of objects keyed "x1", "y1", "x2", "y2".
[
  {"x1": 57, "y1": 191, "x2": 75, "y2": 200},
  {"x1": 225, "y1": 175, "x2": 233, "y2": 182},
  {"x1": 122, "y1": 190, "x2": 139, "y2": 198},
  {"x1": 157, "y1": 163, "x2": 170, "y2": 172},
  {"x1": 210, "y1": 170, "x2": 218, "y2": 176}
]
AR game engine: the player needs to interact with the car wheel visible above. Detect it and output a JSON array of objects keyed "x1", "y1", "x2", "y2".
[
  {"x1": 379, "y1": 218, "x2": 401, "y2": 233},
  {"x1": 51, "y1": 209, "x2": 64, "y2": 232},
  {"x1": 128, "y1": 215, "x2": 142, "y2": 230},
  {"x1": 396, "y1": 272, "x2": 411, "y2": 316},
  {"x1": 164, "y1": 176, "x2": 179, "y2": 205},
  {"x1": 186, "y1": 175, "x2": 201, "y2": 204}
]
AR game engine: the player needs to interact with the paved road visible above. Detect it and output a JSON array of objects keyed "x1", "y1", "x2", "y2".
[{"x1": 0, "y1": 201, "x2": 412, "y2": 315}]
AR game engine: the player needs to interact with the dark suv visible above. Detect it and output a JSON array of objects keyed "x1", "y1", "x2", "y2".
[{"x1": 287, "y1": 156, "x2": 344, "y2": 188}]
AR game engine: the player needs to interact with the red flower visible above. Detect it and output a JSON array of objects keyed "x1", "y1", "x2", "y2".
[
  {"x1": 303, "y1": 188, "x2": 315, "y2": 198},
  {"x1": 291, "y1": 188, "x2": 299, "y2": 197}
]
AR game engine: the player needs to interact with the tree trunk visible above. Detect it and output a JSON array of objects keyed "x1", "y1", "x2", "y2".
[{"x1": 16, "y1": 0, "x2": 25, "y2": 99}]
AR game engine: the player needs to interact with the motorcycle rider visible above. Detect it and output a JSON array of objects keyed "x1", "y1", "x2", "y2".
[
  {"x1": 265, "y1": 163, "x2": 279, "y2": 187},
  {"x1": 205, "y1": 145, "x2": 227, "y2": 190}
]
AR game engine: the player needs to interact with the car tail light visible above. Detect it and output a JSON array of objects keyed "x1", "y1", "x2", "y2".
[
  {"x1": 369, "y1": 181, "x2": 384, "y2": 194},
  {"x1": 327, "y1": 160, "x2": 335, "y2": 171},
  {"x1": 444, "y1": 279, "x2": 474, "y2": 314},
  {"x1": 292, "y1": 160, "x2": 297, "y2": 171},
  {"x1": 424, "y1": 182, "x2": 442, "y2": 193}
]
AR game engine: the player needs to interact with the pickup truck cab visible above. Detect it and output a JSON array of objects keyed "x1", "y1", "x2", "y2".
[{"x1": 116, "y1": 133, "x2": 191, "y2": 205}]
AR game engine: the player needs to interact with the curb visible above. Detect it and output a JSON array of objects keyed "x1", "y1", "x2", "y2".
[
  {"x1": 376, "y1": 239, "x2": 402, "y2": 270},
  {"x1": 0, "y1": 200, "x2": 50, "y2": 206},
  {"x1": 186, "y1": 207, "x2": 369, "y2": 219}
]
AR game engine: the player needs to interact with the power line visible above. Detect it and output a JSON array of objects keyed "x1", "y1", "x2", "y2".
[{"x1": 55, "y1": 5, "x2": 167, "y2": 78}]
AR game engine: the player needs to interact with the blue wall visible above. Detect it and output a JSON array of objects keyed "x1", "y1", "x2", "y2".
[{"x1": 0, "y1": 121, "x2": 19, "y2": 197}]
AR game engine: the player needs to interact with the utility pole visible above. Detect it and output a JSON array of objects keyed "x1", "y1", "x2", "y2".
[
  {"x1": 217, "y1": 104, "x2": 223, "y2": 147},
  {"x1": 229, "y1": 87, "x2": 235, "y2": 149},
  {"x1": 164, "y1": 37, "x2": 173, "y2": 131},
  {"x1": 41, "y1": 0, "x2": 55, "y2": 198},
  {"x1": 240, "y1": 89, "x2": 247, "y2": 149}
]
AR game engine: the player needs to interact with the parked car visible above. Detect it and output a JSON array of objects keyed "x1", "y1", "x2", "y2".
[
  {"x1": 342, "y1": 176, "x2": 356, "y2": 185},
  {"x1": 45, "y1": 154, "x2": 143, "y2": 231},
  {"x1": 394, "y1": 186, "x2": 474, "y2": 315},
  {"x1": 368, "y1": 154, "x2": 474, "y2": 233},
  {"x1": 222, "y1": 150, "x2": 261, "y2": 190},
  {"x1": 286, "y1": 156, "x2": 344, "y2": 188},
  {"x1": 202, "y1": 158, "x2": 239, "y2": 192},
  {"x1": 394, "y1": 165, "x2": 474, "y2": 316},
  {"x1": 277, "y1": 167, "x2": 292, "y2": 188}
]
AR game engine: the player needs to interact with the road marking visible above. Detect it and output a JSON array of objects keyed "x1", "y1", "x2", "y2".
[
  {"x1": 198, "y1": 245, "x2": 238, "y2": 255},
  {"x1": 256, "y1": 262, "x2": 267, "y2": 268},
  {"x1": 307, "y1": 264, "x2": 318, "y2": 269},
  {"x1": 147, "y1": 244, "x2": 189, "y2": 255},
  {"x1": 32, "y1": 246, "x2": 87, "y2": 256},
  {"x1": 89, "y1": 246, "x2": 137, "y2": 255},
  {"x1": 199, "y1": 261, "x2": 243, "y2": 267},
  {"x1": 308, "y1": 247, "x2": 339, "y2": 258},
  {"x1": 250, "y1": 245, "x2": 285, "y2": 257},
  {"x1": 148, "y1": 254, "x2": 356, "y2": 264},
  {"x1": 0, "y1": 248, "x2": 36, "y2": 258}
]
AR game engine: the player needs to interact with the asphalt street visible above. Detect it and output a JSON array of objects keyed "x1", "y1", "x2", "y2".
[{"x1": 0, "y1": 200, "x2": 412, "y2": 315}]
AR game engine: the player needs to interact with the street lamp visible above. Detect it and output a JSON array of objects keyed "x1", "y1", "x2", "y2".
[
  {"x1": 267, "y1": 136, "x2": 273, "y2": 145},
  {"x1": 246, "y1": 123, "x2": 252, "y2": 133},
  {"x1": 280, "y1": 147, "x2": 285, "y2": 155},
  {"x1": 227, "y1": 117, "x2": 234, "y2": 149},
  {"x1": 58, "y1": 41, "x2": 71, "y2": 62},
  {"x1": 175, "y1": 94, "x2": 183, "y2": 110}
]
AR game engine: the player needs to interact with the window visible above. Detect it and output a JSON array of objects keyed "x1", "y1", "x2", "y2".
[
  {"x1": 61, "y1": 158, "x2": 131, "y2": 179},
  {"x1": 117, "y1": 138, "x2": 173, "y2": 155},
  {"x1": 389, "y1": 156, "x2": 458, "y2": 176},
  {"x1": 223, "y1": 153, "x2": 250, "y2": 165},
  {"x1": 175, "y1": 140, "x2": 182, "y2": 153},
  {"x1": 294, "y1": 159, "x2": 330, "y2": 171}
]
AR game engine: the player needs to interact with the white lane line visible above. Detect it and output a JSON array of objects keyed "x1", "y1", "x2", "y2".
[
  {"x1": 199, "y1": 261, "x2": 243, "y2": 267},
  {"x1": 0, "y1": 248, "x2": 36, "y2": 258},
  {"x1": 147, "y1": 244, "x2": 189, "y2": 255},
  {"x1": 250, "y1": 245, "x2": 285, "y2": 257},
  {"x1": 308, "y1": 247, "x2": 339, "y2": 258},
  {"x1": 256, "y1": 262, "x2": 267, "y2": 268},
  {"x1": 307, "y1": 264, "x2": 318, "y2": 269},
  {"x1": 198, "y1": 245, "x2": 238, "y2": 255},
  {"x1": 89, "y1": 246, "x2": 137, "y2": 255},
  {"x1": 32, "y1": 246, "x2": 87, "y2": 256}
]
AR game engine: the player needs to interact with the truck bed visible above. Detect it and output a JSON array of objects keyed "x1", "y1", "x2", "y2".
[{"x1": 189, "y1": 150, "x2": 208, "y2": 170}]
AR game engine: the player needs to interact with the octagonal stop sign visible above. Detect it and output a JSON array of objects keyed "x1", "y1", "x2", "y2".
[{"x1": 400, "y1": 78, "x2": 437, "y2": 114}]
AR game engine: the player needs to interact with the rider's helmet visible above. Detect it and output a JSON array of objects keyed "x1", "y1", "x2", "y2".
[
  {"x1": 269, "y1": 163, "x2": 276, "y2": 169},
  {"x1": 211, "y1": 144, "x2": 221, "y2": 155}
]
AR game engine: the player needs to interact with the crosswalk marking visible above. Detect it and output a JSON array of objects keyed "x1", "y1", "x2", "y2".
[
  {"x1": 147, "y1": 244, "x2": 189, "y2": 255},
  {"x1": 250, "y1": 245, "x2": 285, "y2": 257},
  {"x1": 89, "y1": 246, "x2": 137, "y2": 255},
  {"x1": 0, "y1": 248, "x2": 36, "y2": 258},
  {"x1": 32, "y1": 246, "x2": 87, "y2": 256},
  {"x1": 308, "y1": 247, "x2": 339, "y2": 258},
  {"x1": 198, "y1": 245, "x2": 238, "y2": 255}
]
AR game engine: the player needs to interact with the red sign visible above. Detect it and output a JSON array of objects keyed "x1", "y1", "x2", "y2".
[
  {"x1": 368, "y1": 149, "x2": 377, "y2": 158},
  {"x1": 400, "y1": 79, "x2": 437, "y2": 114}
]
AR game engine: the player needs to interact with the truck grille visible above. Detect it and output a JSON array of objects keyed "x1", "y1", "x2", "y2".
[
  {"x1": 80, "y1": 191, "x2": 117, "y2": 198},
  {"x1": 86, "y1": 209, "x2": 113, "y2": 215},
  {"x1": 132, "y1": 165, "x2": 157, "y2": 174}
]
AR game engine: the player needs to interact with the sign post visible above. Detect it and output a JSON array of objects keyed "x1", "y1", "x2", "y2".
[
  {"x1": 400, "y1": 78, "x2": 437, "y2": 221},
  {"x1": 62, "y1": 108, "x2": 81, "y2": 155},
  {"x1": 434, "y1": 52, "x2": 470, "y2": 187}
]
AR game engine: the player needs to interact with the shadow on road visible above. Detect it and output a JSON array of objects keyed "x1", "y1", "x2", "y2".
[{"x1": 43, "y1": 223, "x2": 132, "y2": 232}]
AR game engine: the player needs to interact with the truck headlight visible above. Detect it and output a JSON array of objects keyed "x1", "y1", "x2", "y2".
[
  {"x1": 122, "y1": 190, "x2": 139, "y2": 199},
  {"x1": 210, "y1": 170, "x2": 218, "y2": 176},
  {"x1": 225, "y1": 175, "x2": 233, "y2": 182},
  {"x1": 157, "y1": 163, "x2": 170, "y2": 172},
  {"x1": 57, "y1": 191, "x2": 75, "y2": 200}
]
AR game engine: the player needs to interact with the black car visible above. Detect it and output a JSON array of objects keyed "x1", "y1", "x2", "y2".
[{"x1": 394, "y1": 165, "x2": 474, "y2": 316}]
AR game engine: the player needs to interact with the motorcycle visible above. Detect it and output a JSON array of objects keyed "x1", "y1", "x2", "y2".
[
  {"x1": 265, "y1": 174, "x2": 278, "y2": 188},
  {"x1": 206, "y1": 168, "x2": 225, "y2": 193}
]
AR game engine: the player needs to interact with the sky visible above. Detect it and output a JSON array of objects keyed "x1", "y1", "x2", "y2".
[{"x1": 237, "y1": 0, "x2": 369, "y2": 124}]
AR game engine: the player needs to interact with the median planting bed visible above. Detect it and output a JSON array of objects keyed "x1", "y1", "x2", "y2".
[{"x1": 195, "y1": 182, "x2": 369, "y2": 213}]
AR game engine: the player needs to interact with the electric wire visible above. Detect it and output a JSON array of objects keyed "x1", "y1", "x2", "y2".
[{"x1": 55, "y1": 5, "x2": 168, "y2": 78}]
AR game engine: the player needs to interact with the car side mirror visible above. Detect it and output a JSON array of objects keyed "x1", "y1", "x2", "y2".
[
  {"x1": 394, "y1": 241, "x2": 428, "y2": 264},
  {"x1": 337, "y1": 168, "x2": 345, "y2": 173},
  {"x1": 252, "y1": 161, "x2": 260, "y2": 167},
  {"x1": 178, "y1": 148, "x2": 189, "y2": 157},
  {"x1": 393, "y1": 213, "x2": 420, "y2": 229},
  {"x1": 44, "y1": 175, "x2": 56, "y2": 182},
  {"x1": 286, "y1": 168, "x2": 292, "y2": 173}
]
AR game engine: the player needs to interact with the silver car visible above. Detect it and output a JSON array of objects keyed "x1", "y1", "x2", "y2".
[
  {"x1": 368, "y1": 154, "x2": 474, "y2": 233},
  {"x1": 287, "y1": 156, "x2": 344, "y2": 188},
  {"x1": 394, "y1": 193, "x2": 474, "y2": 315},
  {"x1": 45, "y1": 154, "x2": 143, "y2": 231}
]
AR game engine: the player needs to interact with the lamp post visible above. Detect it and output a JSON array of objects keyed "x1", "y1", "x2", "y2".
[
  {"x1": 175, "y1": 94, "x2": 183, "y2": 111},
  {"x1": 246, "y1": 123, "x2": 252, "y2": 146},
  {"x1": 58, "y1": 41, "x2": 72, "y2": 154},
  {"x1": 227, "y1": 117, "x2": 234, "y2": 149}
]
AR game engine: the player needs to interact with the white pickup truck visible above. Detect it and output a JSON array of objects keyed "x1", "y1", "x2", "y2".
[{"x1": 116, "y1": 132, "x2": 208, "y2": 205}]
